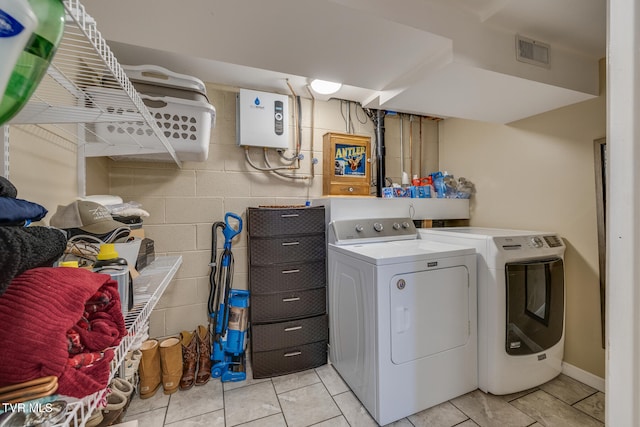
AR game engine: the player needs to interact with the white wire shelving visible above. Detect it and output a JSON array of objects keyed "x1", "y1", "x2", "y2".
[
  {"x1": 3, "y1": 0, "x2": 182, "y2": 169},
  {"x1": 1, "y1": 2, "x2": 184, "y2": 424},
  {"x1": 55, "y1": 255, "x2": 182, "y2": 427}
]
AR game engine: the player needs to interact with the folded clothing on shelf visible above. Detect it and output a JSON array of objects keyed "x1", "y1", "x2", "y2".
[
  {"x1": 0, "y1": 226, "x2": 67, "y2": 296},
  {"x1": 0, "y1": 175, "x2": 68, "y2": 294},
  {"x1": 0, "y1": 198, "x2": 48, "y2": 225},
  {"x1": 0, "y1": 267, "x2": 127, "y2": 398},
  {"x1": 0, "y1": 176, "x2": 48, "y2": 225},
  {"x1": 0, "y1": 176, "x2": 18, "y2": 198}
]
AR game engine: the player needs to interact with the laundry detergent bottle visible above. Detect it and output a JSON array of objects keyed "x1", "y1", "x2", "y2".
[
  {"x1": 0, "y1": 0, "x2": 38, "y2": 105},
  {"x1": 0, "y1": 0, "x2": 64, "y2": 126}
]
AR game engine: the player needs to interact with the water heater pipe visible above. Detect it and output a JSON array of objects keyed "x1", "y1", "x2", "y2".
[
  {"x1": 399, "y1": 114, "x2": 404, "y2": 177},
  {"x1": 409, "y1": 114, "x2": 414, "y2": 179},
  {"x1": 419, "y1": 116, "x2": 423, "y2": 177},
  {"x1": 375, "y1": 109, "x2": 386, "y2": 197},
  {"x1": 346, "y1": 101, "x2": 351, "y2": 133}
]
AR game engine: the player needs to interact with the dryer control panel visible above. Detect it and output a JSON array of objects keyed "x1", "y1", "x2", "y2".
[{"x1": 331, "y1": 217, "x2": 417, "y2": 244}]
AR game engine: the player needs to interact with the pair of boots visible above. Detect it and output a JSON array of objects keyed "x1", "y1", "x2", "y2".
[
  {"x1": 138, "y1": 337, "x2": 182, "y2": 398},
  {"x1": 179, "y1": 325, "x2": 211, "y2": 390},
  {"x1": 138, "y1": 326, "x2": 211, "y2": 399}
]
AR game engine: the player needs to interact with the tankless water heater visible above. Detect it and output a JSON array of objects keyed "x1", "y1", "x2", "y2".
[{"x1": 236, "y1": 88, "x2": 289, "y2": 149}]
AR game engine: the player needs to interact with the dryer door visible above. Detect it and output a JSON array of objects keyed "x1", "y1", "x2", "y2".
[{"x1": 390, "y1": 266, "x2": 470, "y2": 365}]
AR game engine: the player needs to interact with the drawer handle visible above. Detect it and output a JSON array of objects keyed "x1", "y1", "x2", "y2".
[
  {"x1": 284, "y1": 326, "x2": 302, "y2": 332},
  {"x1": 282, "y1": 241, "x2": 300, "y2": 246},
  {"x1": 282, "y1": 269, "x2": 300, "y2": 274},
  {"x1": 281, "y1": 214, "x2": 300, "y2": 218},
  {"x1": 284, "y1": 351, "x2": 302, "y2": 357},
  {"x1": 282, "y1": 297, "x2": 301, "y2": 302}
]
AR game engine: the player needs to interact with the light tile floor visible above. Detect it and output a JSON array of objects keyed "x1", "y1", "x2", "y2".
[{"x1": 122, "y1": 363, "x2": 605, "y2": 427}]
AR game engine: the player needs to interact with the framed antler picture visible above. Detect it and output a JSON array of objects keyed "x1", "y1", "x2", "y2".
[{"x1": 323, "y1": 132, "x2": 371, "y2": 196}]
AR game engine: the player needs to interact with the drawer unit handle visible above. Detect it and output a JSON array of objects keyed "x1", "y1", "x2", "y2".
[
  {"x1": 281, "y1": 214, "x2": 300, "y2": 218},
  {"x1": 281, "y1": 241, "x2": 300, "y2": 246},
  {"x1": 284, "y1": 351, "x2": 302, "y2": 357},
  {"x1": 282, "y1": 297, "x2": 301, "y2": 302},
  {"x1": 284, "y1": 326, "x2": 302, "y2": 332},
  {"x1": 282, "y1": 269, "x2": 300, "y2": 274}
]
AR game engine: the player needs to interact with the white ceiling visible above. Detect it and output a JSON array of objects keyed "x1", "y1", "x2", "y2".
[{"x1": 80, "y1": 0, "x2": 606, "y2": 123}]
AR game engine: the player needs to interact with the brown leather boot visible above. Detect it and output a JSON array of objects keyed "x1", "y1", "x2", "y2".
[
  {"x1": 179, "y1": 330, "x2": 197, "y2": 390},
  {"x1": 195, "y1": 325, "x2": 211, "y2": 386},
  {"x1": 138, "y1": 340, "x2": 161, "y2": 399},
  {"x1": 159, "y1": 337, "x2": 182, "y2": 395}
]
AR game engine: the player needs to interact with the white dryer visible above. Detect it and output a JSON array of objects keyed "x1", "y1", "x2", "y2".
[
  {"x1": 418, "y1": 227, "x2": 566, "y2": 395},
  {"x1": 328, "y1": 218, "x2": 477, "y2": 425}
]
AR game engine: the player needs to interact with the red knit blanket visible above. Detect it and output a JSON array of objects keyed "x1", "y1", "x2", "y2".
[{"x1": 0, "y1": 267, "x2": 126, "y2": 398}]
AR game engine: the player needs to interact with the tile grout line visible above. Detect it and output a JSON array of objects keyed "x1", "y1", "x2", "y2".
[
  {"x1": 569, "y1": 393, "x2": 605, "y2": 425},
  {"x1": 270, "y1": 377, "x2": 289, "y2": 427},
  {"x1": 273, "y1": 378, "x2": 323, "y2": 396},
  {"x1": 162, "y1": 393, "x2": 171, "y2": 426},
  {"x1": 447, "y1": 398, "x2": 475, "y2": 424},
  {"x1": 570, "y1": 390, "x2": 599, "y2": 406},
  {"x1": 222, "y1": 381, "x2": 228, "y2": 427},
  {"x1": 315, "y1": 366, "x2": 352, "y2": 425},
  {"x1": 515, "y1": 389, "x2": 605, "y2": 426}
]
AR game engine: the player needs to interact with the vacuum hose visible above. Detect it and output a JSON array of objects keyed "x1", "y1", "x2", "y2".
[{"x1": 208, "y1": 221, "x2": 235, "y2": 350}]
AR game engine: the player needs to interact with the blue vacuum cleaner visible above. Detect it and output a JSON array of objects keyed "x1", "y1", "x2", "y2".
[{"x1": 208, "y1": 212, "x2": 250, "y2": 382}]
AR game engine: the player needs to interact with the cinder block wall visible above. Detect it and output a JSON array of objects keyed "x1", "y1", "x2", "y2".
[{"x1": 98, "y1": 85, "x2": 394, "y2": 337}]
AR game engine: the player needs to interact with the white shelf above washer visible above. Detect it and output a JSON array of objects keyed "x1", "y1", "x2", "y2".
[{"x1": 6, "y1": 0, "x2": 182, "y2": 167}]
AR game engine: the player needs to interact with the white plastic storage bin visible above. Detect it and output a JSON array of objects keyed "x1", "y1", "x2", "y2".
[
  {"x1": 91, "y1": 92, "x2": 215, "y2": 162},
  {"x1": 89, "y1": 65, "x2": 216, "y2": 162},
  {"x1": 123, "y1": 64, "x2": 207, "y2": 95}
]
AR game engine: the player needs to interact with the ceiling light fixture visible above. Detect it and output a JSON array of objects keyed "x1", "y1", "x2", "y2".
[{"x1": 310, "y1": 79, "x2": 342, "y2": 95}]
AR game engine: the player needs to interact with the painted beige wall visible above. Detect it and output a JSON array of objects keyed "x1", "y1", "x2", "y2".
[
  {"x1": 438, "y1": 89, "x2": 606, "y2": 377},
  {"x1": 7, "y1": 125, "x2": 78, "y2": 221}
]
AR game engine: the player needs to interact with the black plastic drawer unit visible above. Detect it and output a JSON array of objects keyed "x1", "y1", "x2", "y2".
[
  {"x1": 252, "y1": 315, "x2": 328, "y2": 353},
  {"x1": 247, "y1": 207, "x2": 325, "y2": 237},
  {"x1": 249, "y1": 260, "x2": 326, "y2": 294},
  {"x1": 250, "y1": 288, "x2": 327, "y2": 323},
  {"x1": 247, "y1": 206, "x2": 328, "y2": 378}
]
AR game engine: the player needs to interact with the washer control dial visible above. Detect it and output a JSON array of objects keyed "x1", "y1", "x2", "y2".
[
  {"x1": 402, "y1": 221, "x2": 411, "y2": 229},
  {"x1": 530, "y1": 236, "x2": 544, "y2": 248},
  {"x1": 355, "y1": 224, "x2": 364, "y2": 232},
  {"x1": 373, "y1": 222, "x2": 384, "y2": 232},
  {"x1": 393, "y1": 222, "x2": 401, "y2": 230}
]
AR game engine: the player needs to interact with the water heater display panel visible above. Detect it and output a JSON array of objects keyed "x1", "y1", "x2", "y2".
[{"x1": 237, "y1": 88, "x2": 289, "y2": 148}]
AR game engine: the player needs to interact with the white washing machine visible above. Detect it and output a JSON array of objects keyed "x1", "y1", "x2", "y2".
[
  {"x1": 418, "y1": 227, "x2": 566, "y2": 395},
  {"x1": 328, "y1": 218, "x2": 477, "y2": 425}
]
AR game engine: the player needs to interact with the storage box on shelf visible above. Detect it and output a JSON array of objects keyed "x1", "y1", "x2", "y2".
[{"x1": 247, "y1": 206, "x2": 328, "y2": 378}]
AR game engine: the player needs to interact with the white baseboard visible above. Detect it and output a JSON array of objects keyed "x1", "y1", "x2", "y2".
[{"x1": 561, "y1": 361, "x2": 605, "y2": 392}]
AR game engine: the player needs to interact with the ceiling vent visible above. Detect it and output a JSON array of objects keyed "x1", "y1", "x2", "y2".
[{"x1": 516, "y1": 35, "x2": 550, "y2": 68}]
